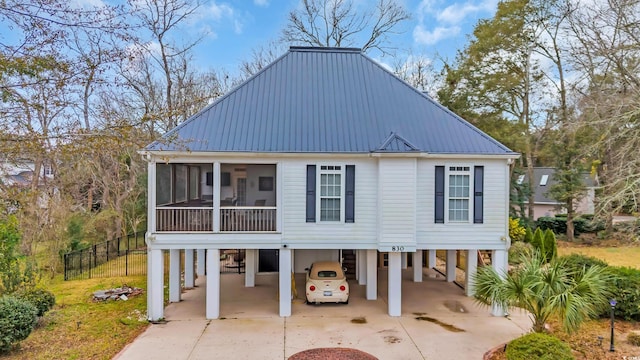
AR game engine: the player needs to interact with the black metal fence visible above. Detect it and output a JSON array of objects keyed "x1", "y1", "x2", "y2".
[
  {"x1": 64, "y1": 238, "x2": 245, "y2": 280},
  {"x1": 64, "y1": 231, "x2": 146, "y2": 280}
]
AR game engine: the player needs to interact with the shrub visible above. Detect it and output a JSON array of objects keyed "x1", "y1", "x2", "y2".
[
  {"x1": 0, "y1": 296, "x2": 38, "y2": 352},
  {"x1": 542, "y1": 229, "x2": 557, "y2": 262},
  {"x1": 536, "y1": 216, "x2": 566, "y2": 234},
  {"x1": 508, "y1": 241, "x2": 533, "y2": 265},
  {"x1": 505, "y1": 332, "x2": 574, "y2": 360},
  {"x1": 628, "y1": 331, "x2": 640, "y2": 346},
  {"x1": 509, "y1": 218, "x2": 526, "y2": 242},
  {"x1": 559, "y1": 254, "x2": 608, "y2": 272},
  {"x1": 523, "y1": 226, "x2": 534, "y2": 244},
  {"x1": 14, "y1": 288, "x2": 55, "y2": 317},
  {"x1": 606, "y1": 266, "x2": 640, "y2": 321}
]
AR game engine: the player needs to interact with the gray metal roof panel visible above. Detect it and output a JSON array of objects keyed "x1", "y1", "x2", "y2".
[{"x1": 147, "y1": 47, "x2": 517, "y2": 155}]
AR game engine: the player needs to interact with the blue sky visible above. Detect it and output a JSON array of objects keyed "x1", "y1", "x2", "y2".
[{"x1": 185, "y1": 0, "x2": 499, "y2": 73}]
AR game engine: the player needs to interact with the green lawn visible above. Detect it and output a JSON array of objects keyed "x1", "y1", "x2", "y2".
[
  {"x1": 558, "y1": 245, "x2": 640, "y2": 268},
  {"x1": 3, "y1": 275, "x2": 149, "y2": 360}
]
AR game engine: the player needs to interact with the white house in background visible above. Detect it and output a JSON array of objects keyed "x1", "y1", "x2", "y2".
[
  {"x1": 140, "y1": 47, "x2": 520, "y2": 321},
  {"x1": 518, "y1": 167, "x2": 598, "y2": 219}
]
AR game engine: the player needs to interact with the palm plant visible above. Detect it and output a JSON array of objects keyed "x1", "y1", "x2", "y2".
[{"x1": 473, "y1": 251, "x2": 612, "y2": 333}]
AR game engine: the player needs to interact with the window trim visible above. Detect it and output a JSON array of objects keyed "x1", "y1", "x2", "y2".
[
  {"x1": 317, "y1": 165, "x2": 345, "y2": 223},
  {"x1": 444, "y1": 165, "x2": 473, "y2": 224}
]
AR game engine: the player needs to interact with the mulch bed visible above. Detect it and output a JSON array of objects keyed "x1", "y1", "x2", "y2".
[{"x1": 289, "y1": 348, "x2": 378, "y2": 360}]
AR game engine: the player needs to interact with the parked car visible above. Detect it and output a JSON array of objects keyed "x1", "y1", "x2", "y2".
[{"x1": 305, "y1": 261, "x2": 349, "y2": 304}]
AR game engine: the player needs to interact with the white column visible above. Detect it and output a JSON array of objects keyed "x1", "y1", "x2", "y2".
[
  {"x1": 366, "y1": 249, "x2": 377, "y2": 300},
  {"x1": 147, "y1": 249, "x2": 164, "y2": 321},
  {"x1": 279, "y1": 248, "x2": 292, "y2": 317},
  {"x1": 401, "y1": 252, "x2": 408, "y2": 269},
  {"x1": 413, "y1": 250, "x2": 423, "y2": 282},
  {"x1": 428, "y1": 249, "x2": 437, "y2": 268},
  {"x1": 358, "y1": 250, "x2": 366, "y2": 285},
  {"x1": 245, "y1": 249, "x2": 256, "y2": 287},
  {"x1": 491, "y1": 249, "x2": 507, "y2": 316},
  {"x1": 196, "y1": 249, "x2": 205, "y2": 276},
  {"x1": 147, "y1": 161, "x2": 156, "y2": 233},
  {"x1": 446, "y1": 250, "x2": 457, "y2": 282},
  {"x1": 388, "y1": 252, "x2": 402, "y2": 317},
  {"x1": 465, "y1": 250, "x2": 478, "y2": 296},
  {"x1": 169, "y1": 249, "x2": 181, "y2": 302},
  {"x1": 213, "y1": 162, "x2": 221, "y2": 232},
  {"x1": 184, "y1": 249, "x2": 195, "y2": 288},
  {"x1": 206, "y1": 249, "x2": 220, "y2": 319}
]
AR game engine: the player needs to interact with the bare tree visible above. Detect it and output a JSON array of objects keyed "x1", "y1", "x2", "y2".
[{"x1": 281, "y1": 0, "x2": 410, "y2": 55}]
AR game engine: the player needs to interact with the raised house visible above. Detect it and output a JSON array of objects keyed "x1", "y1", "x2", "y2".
[{"x1": 141, "y1": 47, "x2": 519, "y2": 321}]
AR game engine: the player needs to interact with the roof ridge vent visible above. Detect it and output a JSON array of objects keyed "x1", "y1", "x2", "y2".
[
  {"x1": 375, "y1": 132, "x2": 420, "y2": 152},
  {"x1": 289, "y1": 46, "x2": 362, "y2": 53}
]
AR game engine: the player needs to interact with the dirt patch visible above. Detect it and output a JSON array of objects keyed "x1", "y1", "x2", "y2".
[
  {"x1": 383, "y1": 336, "x2": 401, "y2": 344},
  {"x1": 350, "y1": 317, "x2": 367, "y2": 324},
  {"x1": 444, "y1": 300, "x2": 468, "y2": 313},
  {"x1": 415, "y1": 316, "x2": 465, "y2": 332}
]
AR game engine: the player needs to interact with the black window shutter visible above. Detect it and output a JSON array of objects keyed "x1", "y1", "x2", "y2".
[
  {"x1": 345, "y1": 165, "x2": 355, "y2": 223},
  {"x1": 435, "y1": 166, "x2": 445, "y2": 223},
  {"x1": 306, "y1": 165, "x2": 316, "y2": 222},
  {"x1": 474, "y1": 166, "x2": 484, "y2": 224}
]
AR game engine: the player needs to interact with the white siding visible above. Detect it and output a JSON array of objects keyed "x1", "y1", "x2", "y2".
[
  {"x1": 281, "y1": 158, "x2": 378, "y2": 248},
  {"x1": 378, "y1": 159, "x2": 416, "y2": 248},
  {"x1": 416, "y1": 159, "x2": 509, "y2": 249}
]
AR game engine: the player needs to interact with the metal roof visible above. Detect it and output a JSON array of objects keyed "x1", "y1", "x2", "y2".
[{"x1": 146, "y1": 47, "x2": 517, "y2": 155}]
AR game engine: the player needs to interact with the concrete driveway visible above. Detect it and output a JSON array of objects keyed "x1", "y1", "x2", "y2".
[{"x1": 114, "y1": 268, "x2": 530, "y2": 360}]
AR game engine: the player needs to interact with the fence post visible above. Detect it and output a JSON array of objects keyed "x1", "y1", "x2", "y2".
[
  {"x1": 79, "y1": 250, "x2": 83, "y2": 278},
  {"x1": 106, "y1": 240, "x2": 110, "y2": 262},
  {"x1": 64, "y1": 254, "x2": 68, "y2": 281},
  {"x1": 125, "y1": 250, "x2": 129, "y2": 276}
]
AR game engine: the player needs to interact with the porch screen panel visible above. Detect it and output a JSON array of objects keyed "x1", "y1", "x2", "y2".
[
  {"x1": 156, "y1": 164, "x2": 172, "y2": 205},
  {"x1": 175, "y1": 165, "x2": 187, "y2": 203},
  {"x1": 189, "y1": 166, "x2": 200, "y2": 200}
]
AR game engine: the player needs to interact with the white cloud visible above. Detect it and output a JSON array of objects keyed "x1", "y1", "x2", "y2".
[
  {"x1": 413, "y1": 25, "x2": 460, "y2": 45},
  {"x1": 413, "y1": 0, "x2": 497, "y2": 46},
  {"x1": 205, "y1": 2, "x2": 235, "y2": 21},
  {"x1": 253, "y1": 0, "x2": 269, "y2": 6}
]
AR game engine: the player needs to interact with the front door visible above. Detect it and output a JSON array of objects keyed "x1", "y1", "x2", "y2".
[{"x1": 258, "y1": 249, "x2": 279, "y2": 272}]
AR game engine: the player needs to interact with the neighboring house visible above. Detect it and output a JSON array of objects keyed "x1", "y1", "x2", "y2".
[
  {"x1": 518, "y1": 167, "x2": 597, "y2": 219},
  {"x1": 140, "y1": 47, "x2": 520, "y2": 321},
  {"x1": 0, "y1": 159, "x2": 54, "y2": 209}
]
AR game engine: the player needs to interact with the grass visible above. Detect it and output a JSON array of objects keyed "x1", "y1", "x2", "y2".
[
  {"x1": 2, "y1": 275, "x2": 149, "y2": 360},
  {"x1": 557, "y1": 245, "x2": 640, "y2": 268}
]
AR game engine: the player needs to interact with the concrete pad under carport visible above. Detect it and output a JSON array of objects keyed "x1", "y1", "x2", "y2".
[{"x1": 115, "y1": 267, "x2": 531, "y2": 360}]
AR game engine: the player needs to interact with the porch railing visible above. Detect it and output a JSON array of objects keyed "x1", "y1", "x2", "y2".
[
  {"x1": 156, "y1": 207, "x2": 213, "y2": 232},
  {"x1": 221, "y1": 207, "x2": 277, "y2": 232},
  {"x1": 155, "y1": 207, "x2": 277, "y2": 232}
]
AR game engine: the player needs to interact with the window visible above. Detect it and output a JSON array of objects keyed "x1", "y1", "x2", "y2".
[
  {"x1": 320, "y1": 165, "x2": 342, "y2": 221},
  {"x1": 540, "y1": 174, "x2": 549, "y2": 186},
  {"x1": 448, "y1": 166, "x2": 470, "y2": 222}
]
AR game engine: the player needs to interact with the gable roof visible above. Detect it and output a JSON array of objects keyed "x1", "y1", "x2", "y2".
[
  {"x1": 522, "y1": 167, "x2": 598, "y2": 205},
  {"x1": 146, "y1": 47, "x2": 517, "y2": 155}
]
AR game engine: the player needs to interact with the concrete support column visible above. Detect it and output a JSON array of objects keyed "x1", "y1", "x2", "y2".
[
  {"x1": 366, "y1": 249, "x2": 377, "y2": 300},
  {"x1": 428, "y1": 249, "x2": 437, "y2": 268},
  {"x1": 206, "y1": 249, "x2": 220, "y2": 319},
  {"x1": 401, "y1": 252, "x2": 408, "y2": 269},
  {"x1": 446, "y1": 250, "x2": 457, "y2": 282},
  {"x1": 491, "y1": 249, "x2": 507, "y2": 316},
  {"x1": 169, "y1": 249, "x2": 181, "y2": 302},
  {"x1": 413, "y1": 250, "x2": 423, "y2": 282},
  {"x1": 184, "y1": 249, "x2": 195, "y2": 289},
  {"x1": 196, "y1": 249, "x2": 205, "y2": 276},
  {"x1": 388, "y1": 252, "x2": 402, "y2": 317},
  {"x1": 358, "y1": 250, "x2": 366, "y2": 285},
  {"x1": 147, "y1": 249, "x2": 164, "y2": 321},
  {"x1": 278, "y1": 248, "x2": 292, "y2": 317},
  {"x1": 465, "y1": 249, "x2": 478, "y2": 296},
  {"x1": 245, "y1": 249, "x2": 256, "y2": 287}
]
